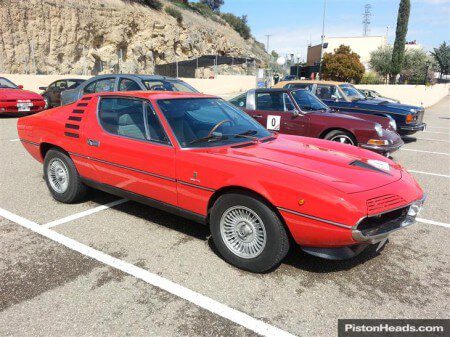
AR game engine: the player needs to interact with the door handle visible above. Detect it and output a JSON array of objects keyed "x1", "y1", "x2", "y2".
[
  {"x1": 252, "y1": 114, "x2": 263, "y2": 118},
  {"x1": 87, "y1": 139, "x2": 100, "y2": 147}
]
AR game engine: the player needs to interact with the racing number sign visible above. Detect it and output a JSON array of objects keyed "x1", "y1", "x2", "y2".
[{"x1": 267, "y1": 115, "x2": 281, "y2": 131}]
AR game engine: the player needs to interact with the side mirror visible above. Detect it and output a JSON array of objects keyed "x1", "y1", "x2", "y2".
[
  {"x1": 18, "y1": 85, "x2": 24, "y2": 89},
  {"x1": 291, "y1": 109, "x2": 300, "y2": 117},
  {"x1": 39, "y1": 86, "x2": 47, "y2": 90}
]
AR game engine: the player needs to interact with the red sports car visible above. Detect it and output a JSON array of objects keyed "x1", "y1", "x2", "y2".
[
  {"x1": 0, "y1": 77, "x2": 45, "y2": 115},
  {"x1": 18, "y1": 91, "x2": 425, "y2": 272}
]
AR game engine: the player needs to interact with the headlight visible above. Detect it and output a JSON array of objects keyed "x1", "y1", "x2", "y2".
[
  {"x1": 388, "y1": 116, "x2": 397, "y2": 130},
  {"x1": 409, "y1": 108, "x2": 418, "y2": 113},
  {"x1": 375, "y1": 123, "x2": 383, "y2": 137}
]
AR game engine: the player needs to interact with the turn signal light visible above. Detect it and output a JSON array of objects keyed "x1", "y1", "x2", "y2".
[
  {"x1": 367, "y1": 139, "x2": 389, "y2": 146},
  {"x1": 406, "y1": 114, "x2": 413, "y2": 123}
]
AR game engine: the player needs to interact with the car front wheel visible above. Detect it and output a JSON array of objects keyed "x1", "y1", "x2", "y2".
[
  {"x1": 324, "y1": 130, "x2": 357, "y2": 146},
  {"x1": 210, "y1": 193, "x2": 290, "y2": 273},
  {"x1": 44, "y1": 149, "x2": 87, "y2": 203}
]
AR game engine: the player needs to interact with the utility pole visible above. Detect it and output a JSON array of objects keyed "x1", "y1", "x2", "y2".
[
  {"x1": 265, "y1": 34, "x2": 271, "y2": 53},
  {"x1": 318, "y1": 0, "x2": 327, "y2": 80}
]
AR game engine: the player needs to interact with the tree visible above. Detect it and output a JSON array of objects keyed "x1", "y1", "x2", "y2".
[
  {"x1": 391, "y1": 0, "x2": 411, "y2": 83},
  {"x1": 431, "y1": 42, "x2": 450, "y2": 79},
  {"x1": 200, "y1": 0, "x2": 224, "y2": 12},
  {"x1": 220, "y1": 13, "x2": 251, "y2": 39},
  {"x1": 369, "y1": 45, "x2": 393, "y2": 82},
  {"x1": 322, "y1": 45, "x2": 365, "y2": 83},
  {"x1": 271, "y1": 50, "x2": 279, "y2": 59}
]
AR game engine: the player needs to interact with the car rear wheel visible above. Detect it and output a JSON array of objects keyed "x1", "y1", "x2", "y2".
[
  {"x1": 210, "y1": 193, "x2": 290, "y2": 273},
  {"x1": 324, "y1": 130, "x2": 357, "y2": 146},
  {"x1": 44, "y1": 149, "x2": 87, "y2": 203}
]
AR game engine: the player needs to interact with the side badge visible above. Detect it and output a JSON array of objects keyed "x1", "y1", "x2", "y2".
[{"x1": 190, "y1": 171, "x2": 200, "y2": 183}]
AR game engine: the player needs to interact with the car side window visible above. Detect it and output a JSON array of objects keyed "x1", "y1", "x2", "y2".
[
  {"x1": 85, "y1": 78, "x2": 115, "y2": 94},
  {"x1": 98, "y1": 98, "x2": 169, "y2": 144},
  {"x1": 316, "y1": 85, "x2": 341, "y2": 100},
  {"x1": 283, "y1": 93, "x2": 295, "y2": 112},
  {"x1": 229, "y1": 93, "x2": 247, "y2": 108},
  {"x1": 67, "y1": 80, "x2": 82, "y2": 89},
  {"x1": 256, "y1": 92, "x2": 284, "y2": 111},
  {"x1": 118, "y1": 78, "x2": 141, "y2": 91}
]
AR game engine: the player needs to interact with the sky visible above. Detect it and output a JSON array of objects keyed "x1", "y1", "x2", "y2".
[{"x1": 217, "y1": 0, "x2": 450, "y2": 60}]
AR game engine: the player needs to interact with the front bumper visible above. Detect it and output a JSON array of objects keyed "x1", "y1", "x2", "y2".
[
  {"x1": 352, "y1": 195, "x2": 426, "y2": 244},
  {"x1": 399, "y1": 122, "x2": 426, "y2": 134},
  {"x1": 360, "y1": 138, "x2": 404, "y2": 154}
]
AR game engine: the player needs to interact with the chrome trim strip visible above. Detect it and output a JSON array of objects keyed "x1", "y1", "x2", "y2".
[
  {"x1": 20, "y1": 139, "x2": 39, "y2": 146},
  {"x1": 69, "y1": 152, "x2": 216, "y2": 192},
  {"x1": 277, "y1": 207, "x2": 352, "y2": 229},
  {"x1": 178, "y1": 180, "x2": 215, "y2": 192}
]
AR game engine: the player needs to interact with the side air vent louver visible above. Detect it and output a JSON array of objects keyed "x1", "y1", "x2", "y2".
[{"x1": 350, "y1": 160, "x2": 390, "y2": 175}]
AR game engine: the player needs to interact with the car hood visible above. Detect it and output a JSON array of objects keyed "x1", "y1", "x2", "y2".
[
  {"x1": 208, "y1": 135, "x2": 402, "y2": 194},
  {"x1": 353, "y1": 98, "x2": 421, "y2": 112},
  {"x1": 0, "y1": 88, "x2": 43, "y2": 100}
]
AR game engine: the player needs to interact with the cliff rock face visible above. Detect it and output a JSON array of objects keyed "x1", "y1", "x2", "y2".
[{"x1": 0, "y1": 0, "x2": 269, "y2": 75}]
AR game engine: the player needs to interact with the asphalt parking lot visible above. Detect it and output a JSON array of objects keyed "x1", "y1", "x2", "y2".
[{"x1": 1, "y1": 96, "x2": 449, "y2": 337}]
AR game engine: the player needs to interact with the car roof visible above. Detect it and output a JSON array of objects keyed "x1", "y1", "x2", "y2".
[
  {"x1": 85, "y1": 91, "x2": 217, "y2": 100},
  {"x1": 275, "y1": 80, "x2": 347, "y2": 86},
  {"x1": 85, "y1": 74, "x2": 180, "y2": 81},
  {"x1": 254, "y1": 88, "x2": 289, "y2": 93}
]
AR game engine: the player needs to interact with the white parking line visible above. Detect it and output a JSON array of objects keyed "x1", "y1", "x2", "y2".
[
  {"x1": 417, "y1": 218, "x2": 450, "y2": 229},
  {"x1": 9, "y1": 139, "x2": 20, "y2": 142},
  {"x1": 0, "y1": 207, "x2": 296, "y2": 337},
  {"x1": 401, "y1": 149, "x2": 450, "y2": 156},
  {"x1": 42, "y1": 198, "x2": 128, "y2": 229},
  {"x1": 426, "y1": 126, "x2": 450, "y2": 130},
  {"x1": 408, "y1": 170, "x2": 450, "y2": 178},
  {"x1": 415, "y1": 138, "x2": 450, "y2": 143},
  {"x1": 422, "y1": 131, "x2": 450, "y2": 135}
]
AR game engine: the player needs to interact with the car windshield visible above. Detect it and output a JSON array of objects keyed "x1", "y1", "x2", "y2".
[
  {"x1": 0, "y1": 77, "x2": 18, "y2": 89},
  {"x1": 339, "y1": 84, "x2": 365, "y2": 101},
  {"x1": 158, "y1": 98, "x2": 271, "y2": 148},
  {"x1": 142, "y1": 80, "x2": 198, "y2": 93},
  {"x1": 291, "y1": 89, "x2": 329, "y2": 111}
]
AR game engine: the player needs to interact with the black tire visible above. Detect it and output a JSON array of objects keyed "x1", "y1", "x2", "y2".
[
  {"x1": 323, "y1": 129, "x2": 357, "y2": 146},
  {"x1": 43, "y1": 149, "x2": 87, "y2": 203},
  {"x1": 210, "y1": 193, "x2": 290, "y2": 273}
]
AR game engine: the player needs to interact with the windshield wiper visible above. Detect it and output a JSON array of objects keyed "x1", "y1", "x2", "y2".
[
  {"x1": 189, "y1": 132, "x2": 228, "y2": 145},
  {"x1": 233, "y1": 130, "x2": 259, "y2": 142}
]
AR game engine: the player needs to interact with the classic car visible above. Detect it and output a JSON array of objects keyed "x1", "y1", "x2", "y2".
[
  {"x1": 358, "y1": 89, "x2": 400, "y2": 103},
  {"x1": 18, "y1": 91, "x2": 425, "y2": 272},
  {"x1": 60, "y1": 74, "x2": 198, "y2": 106},
  {"x1": 274, "y1": 80, "x2": 426, "y2": 136},
  {"x1": 0, "y1": 77, "x2": 45, "y2": 115},
  {"x1": 40, "y1": 78, "x2": 85, "y2": 108},
  {"x1": 230, "y1": 88, "x2": 403, "y2": 155}
]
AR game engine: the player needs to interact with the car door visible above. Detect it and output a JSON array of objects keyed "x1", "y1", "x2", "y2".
[
  {"x1": 83, "y1": 96, "x2": 177, "y2": 206},
  {"x1": 253, "y1": 91, "x2": 285, "y2": 132}
]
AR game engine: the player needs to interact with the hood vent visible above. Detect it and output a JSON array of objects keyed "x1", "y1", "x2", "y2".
[{"x1": 349, "y1": 160, "x2": 390, "y2": 175}]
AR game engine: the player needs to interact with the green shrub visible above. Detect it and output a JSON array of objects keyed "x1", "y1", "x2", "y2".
[
  {"x1": 128, "y1": 0, "x2": 163, "y2": 10},
  {"x1": 165, "y1": 6, "x2": 183, "y2": 24},
  {"x1": 360, "y1": 71, "x2": 385, "y2": 84},
  {"x1": 220, "y1": 13, "x2": 251, "y2": 39}
]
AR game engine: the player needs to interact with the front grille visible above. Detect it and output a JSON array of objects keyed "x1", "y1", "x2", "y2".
[
  {"x1": 357, "y1": 206, "x2": 409, "y2": 234},
  {"x1": 367, "y1": 194, "x2": 406, "y2": 214}
]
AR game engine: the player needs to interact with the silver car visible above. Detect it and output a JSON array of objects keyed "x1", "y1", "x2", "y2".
[{"x1": 60, "y1": 74, "x2": 199, "y2": 106}]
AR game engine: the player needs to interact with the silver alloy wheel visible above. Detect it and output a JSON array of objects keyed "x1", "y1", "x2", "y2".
[
  {"x1": 219, "y1": 206, "x2": 267, "y2": 259},
  {"x1": 47, "y1": 158, "x2": 69, "y2": 193},
  {"x1": 329, "y1": 134, "x2": 355, "y2": 145}
]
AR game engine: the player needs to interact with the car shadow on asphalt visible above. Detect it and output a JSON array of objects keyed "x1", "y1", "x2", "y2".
[
  {"x1": 401, "y1": 136, "x2": 418, "y2": 144},
  {"x1": 87, "y1": 191, "x2": 385, "y2": 274}
]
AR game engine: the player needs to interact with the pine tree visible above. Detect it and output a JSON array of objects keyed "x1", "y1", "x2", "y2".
[{"x1": 391, "y1": 0, "x2": 411, "y2": 83}]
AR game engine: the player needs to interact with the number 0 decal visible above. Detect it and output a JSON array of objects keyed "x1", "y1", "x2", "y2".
[{"x1": 266, "y1": 115, "x2": 281, "y2": 131}]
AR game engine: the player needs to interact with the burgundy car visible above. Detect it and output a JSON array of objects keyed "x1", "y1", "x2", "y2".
[{"x1": 230, "y1": 88, "x2": 403, "y2": 155}]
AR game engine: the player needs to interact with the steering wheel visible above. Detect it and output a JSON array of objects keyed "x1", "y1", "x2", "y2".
[{"x1": 207, "y1": 119, "x2": 232, "y2": 137}]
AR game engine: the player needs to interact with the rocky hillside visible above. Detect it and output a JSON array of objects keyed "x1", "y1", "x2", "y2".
[{"x1": 0, "y1": 0, "x2": 269, "y2": 75}]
